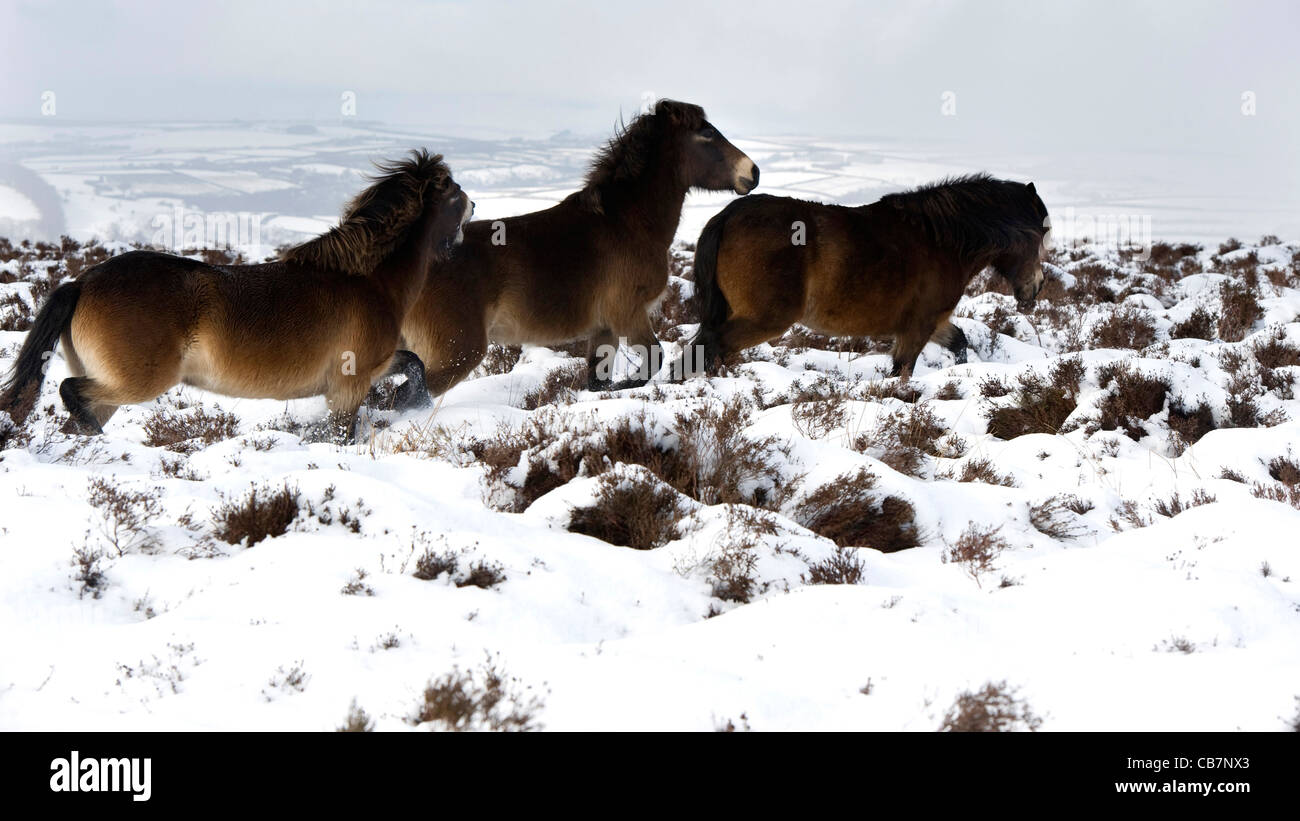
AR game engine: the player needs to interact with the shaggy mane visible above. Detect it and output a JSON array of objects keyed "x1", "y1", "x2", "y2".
[
  {"x1": 579, "y1": 99, "x2": 706, "y2": 212},
  {"x1": 282, "y1": 149, "x2": 452, "y2": 275},
  {"x1": 880, "y1": 173, "x2": 1046, "y2": 255}
]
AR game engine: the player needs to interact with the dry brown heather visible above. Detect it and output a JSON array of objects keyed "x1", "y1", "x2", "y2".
[
  {"x1": 801, "y1": 547, "x2": 868, "y2": 585},
  {"x1": 939, "y1": 680, "x2": 1043, "y2": 732},
  {"x1": 1029, "y1": 495, "x2": 1090, "y2": 540},
  {"x1": 852, "y1": 402, "x2": 951, "y2": 477},
  {"x1": 790, "y1": 467, "x2": 920, "y2": 553},
  {"x1": 567, "y1": 470, "x2": 684, "y2": 550},
  {"x1": 411, "y1": 660, "x2": 544, "y2": 732},
  {"x1": 1092, "y1": 305, "x2": 1159, "y2": 350},
  {"x1": 211, "y1": 482, "x2": 301, "y2": 546},
  {"x1": 983, "y1": 358, "x2": 1083, "y2": 440},
  {"x1": 1088, "y1": 361, "x2": 1172, "y2": 441},
  {"x1": 142, "y1": 403, "x2": 241, "y2": 453},
  {"x1": 468, "y1": 396, "x2": 795, "y2": 513},
  {"x1": 522, "y1": 361, "x2": 586, "y2": 410}
]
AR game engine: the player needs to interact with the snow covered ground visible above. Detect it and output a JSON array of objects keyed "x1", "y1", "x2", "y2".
[
  {"x1": 1, "y1": 232, "x2": 1297, "y2": 732},
  {"x1": 0, "y1": 122, "x2": 1298, "y2": 731}
]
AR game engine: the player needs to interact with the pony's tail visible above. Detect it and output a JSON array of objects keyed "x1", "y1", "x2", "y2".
[
  {"x1": 0, "y1": 281, "x2": 81, "y2": 425},
  {"x1": 685, "y1": 205, "x2": 736, "y2": 376}
]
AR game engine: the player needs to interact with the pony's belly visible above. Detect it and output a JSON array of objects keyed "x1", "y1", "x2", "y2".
[
  {"x1": 487, "y1": 307, "x2": 592, "y2": 348},
  {"x1": 180, "y1": 342, "x2": 326, "y2": 401},
  {"x1": 801, "y1": 299, "x2": 894, "y2": 338},
  {"x1": 180, "y1": 373, "x2": 324, "y2": 401}
]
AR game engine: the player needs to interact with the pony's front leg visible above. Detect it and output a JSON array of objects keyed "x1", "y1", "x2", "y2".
[
  {"x1": 888, "y1": 329, "x2": 930, "y2": 379},
  {"x1": 609, "y1": 314, "x2": 664, "y2": 390},
  {"x1": 928, "y1": 317, "x2": 969, "y2": 366},
  {"x1": 325, "y1": 407, "x2": 360, "y2": 444},
  {"x1": 323, "y1": 377, "x2": 370, "y2": 444},
  {"x1": 586, "y1": 328, "x2": 618, "y2": 391}
]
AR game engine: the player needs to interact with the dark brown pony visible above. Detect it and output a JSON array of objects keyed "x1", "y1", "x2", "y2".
[
  {"x1": 398, "y1": 99, "x2": 758, "y2": 401},
  {"x1": 688, "y1": 174, "x2": 1050, "y2": 377},
  {"x1": 0, "y1": 150, "x2": 471, "y2": 441}
]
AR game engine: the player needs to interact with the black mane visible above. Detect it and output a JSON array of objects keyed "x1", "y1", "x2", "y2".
[
  {"x1": 880, "y1": 173, "x2": 1046, "y2": 255},
  {"x1": 282, "y1": 149, "x2": 452, "y2": 276},
  {"x1": 579, "y1": 99, "x2": 707, "y2": 212}
]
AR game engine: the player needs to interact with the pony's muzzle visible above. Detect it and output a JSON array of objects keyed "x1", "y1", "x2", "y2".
[
  {"x1": 1016, "y1": 281, "x2": 1043, "y2": 312},
  {"x1": 452, "y1": 196, "x2": 474, "y2": 245},
  {"x1": 735, "y1": 161, "x2": 759, "y2": 194}
]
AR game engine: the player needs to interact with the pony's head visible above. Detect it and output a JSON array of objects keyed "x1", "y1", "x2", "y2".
[
  {"x1": 655, "y1": 100, "x2": 759, "y2": 195},
  {"x1": 580, "y1": 99, "x2": 758, "y2": 212},
  {"x1": 426, "y1": 178, "x2": 474, "y2": 259},
  {"x1": 283, "y1": 149, "x2": 468, "y2": 274},
  {"x1": 992, "y1": 181, "x2": 1051, "y2": 311}
]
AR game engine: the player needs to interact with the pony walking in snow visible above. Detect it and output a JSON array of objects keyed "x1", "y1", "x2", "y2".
[
  {"x1": 687, "y1": 174, "x2": 1051, "y2": 377},
  {"x1": 1, "y1": 150, "x2": 472, "y2": 442}
]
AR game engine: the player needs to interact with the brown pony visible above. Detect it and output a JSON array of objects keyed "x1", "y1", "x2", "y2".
[
  {"x1": 687, "y1": 174, "x2": 1050, "y2": 377},
  {"x1": 397, "y1": 99, "x2": 758, "y2": 401},
  {"x1": 0, "y1": 150, "x2": 472, "y2": 441}
]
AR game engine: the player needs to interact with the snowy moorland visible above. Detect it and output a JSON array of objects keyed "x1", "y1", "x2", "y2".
[
  {"x1": 1, "y1": 233, "x2": 1298, "y2": 732},
  {"x1": 5, "y1": 120, "x2": 1299, "y2": 250}
]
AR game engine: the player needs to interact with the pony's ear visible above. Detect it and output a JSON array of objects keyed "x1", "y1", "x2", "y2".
[
  {"x1": 1026, "y1": 181, "x2": 1036, "y2": 193},
  {"x1": 655, "y1": 99, "x2": 702, "y2": 127},
  {"x1": 655, "y1": 99, "x2": 682, "y2": 121}
]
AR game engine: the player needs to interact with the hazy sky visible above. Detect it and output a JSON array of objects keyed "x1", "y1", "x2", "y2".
[{"x1": 3, "y1": 1, "x2": 1298, "y2": 163}]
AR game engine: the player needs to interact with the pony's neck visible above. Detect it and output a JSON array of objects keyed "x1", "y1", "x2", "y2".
[
  {"x1": 596, "y1": 138, "x2": 688, "y2": 247},
  {"x1": 894, "y1": 192, "x2": 1024, "y2": 275},
  {"x1": 371, "y1": 206, "x2": 441, "y2": 314}
]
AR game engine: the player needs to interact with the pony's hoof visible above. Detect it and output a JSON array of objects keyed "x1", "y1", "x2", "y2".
[
  {"x1": 60, "y1": 416, "x2": 103, "y2": 436},
  {"x1": 391, "y1": 381, "x2": 433, "y2": 412},
  {"x1": 608, "y1": 377, "x2": 649, "y2": 391}
]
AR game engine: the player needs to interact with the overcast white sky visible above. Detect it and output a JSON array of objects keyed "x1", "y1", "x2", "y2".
[{"x1": 2, "y1": 0, "x2": 1298, "y2": 187}]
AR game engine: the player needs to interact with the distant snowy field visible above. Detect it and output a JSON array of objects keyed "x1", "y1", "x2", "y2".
[
  {"x1": 0, "y1": 122, "x2": 1298, "y2": 731},
  {"x1": 2, "y1": 120, "x2": 1299, "y2": 248}
]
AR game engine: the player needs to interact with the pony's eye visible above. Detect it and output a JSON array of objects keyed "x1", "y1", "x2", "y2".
[{"x1": 699, "y1": 126, "x2": 719, "y2": 140}]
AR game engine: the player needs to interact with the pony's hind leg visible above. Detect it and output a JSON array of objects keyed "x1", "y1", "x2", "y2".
[
  {"x1": 59, "y1": 377, "x2": 105, "y2": 435},
  {"x1": 60, "y1": 319, "x2": 185, "y2": 433},
  {"x1": 60, "y1": 334, "x2": 120, "y2": 428},
  {"x1": 714, "y1": 314, "x2": 797, "y2": 373}
]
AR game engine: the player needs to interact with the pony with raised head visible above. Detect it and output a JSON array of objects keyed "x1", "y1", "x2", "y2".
[
  {"x1": 398, "y1": 99, "x2": 758, "y2": 400},
  {"x1": 687, "y1": 174, "x2": 1050, "y2": 377},
  {"x1": 0, "y1": 149, "x2": 472, "y2": 441}
]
